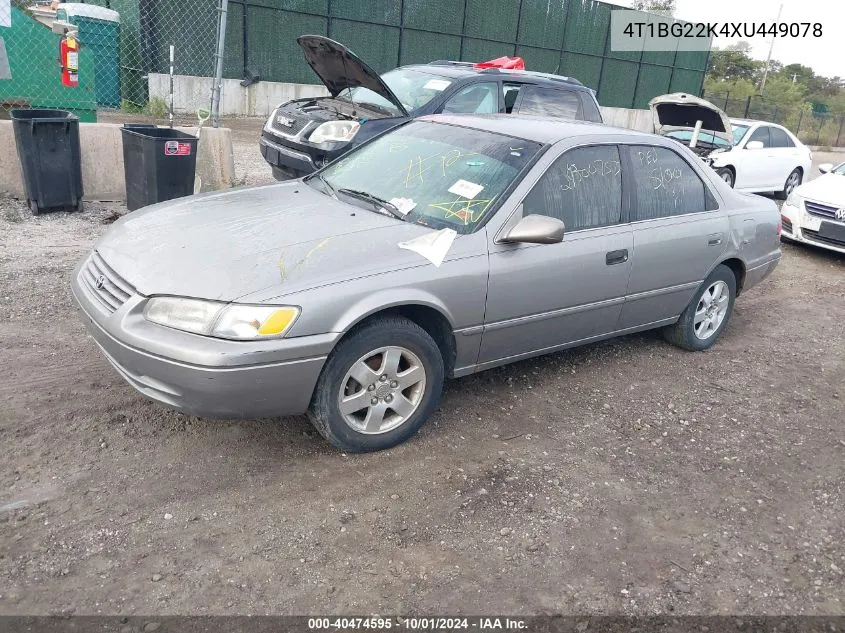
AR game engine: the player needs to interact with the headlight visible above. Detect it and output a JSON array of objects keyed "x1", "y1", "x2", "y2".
[
  {"x1": 309, "y1": 120, "x2": 360, "y2": 144},
  {"x1": 784, "y1": 191, "x2": 803, "y2": 209},
  {"x1": 143, "y1": 297, "x2": 300, "y2": 340}
]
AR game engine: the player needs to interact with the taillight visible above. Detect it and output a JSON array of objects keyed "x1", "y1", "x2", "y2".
[{"x1": 777, "y1": 216, "x2": 783, "y2": 235}]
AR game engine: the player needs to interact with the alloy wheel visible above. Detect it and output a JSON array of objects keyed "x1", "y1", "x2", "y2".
[
  {"x1": 694, "y1": 280, "x2": 730, "y2": 340},
  {"x1": 785, "y1": 171, "x2": 800, "y2": 195},
  {"x1": 337, "y1": 346, "x2": 426, "y2": 434}
]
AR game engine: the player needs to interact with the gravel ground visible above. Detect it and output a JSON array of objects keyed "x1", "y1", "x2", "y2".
[{"x1": 0, "y1": 122, "x2": 843, "y2": 616}]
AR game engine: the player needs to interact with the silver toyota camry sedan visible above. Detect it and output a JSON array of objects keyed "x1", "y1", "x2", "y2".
[{"x1": 72, "y1": 115, "x2": 781, "y2": 452}]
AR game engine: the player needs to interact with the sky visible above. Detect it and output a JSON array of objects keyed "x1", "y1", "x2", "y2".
[{"x1": 610, "y1": 0, "x2": 842, "y2": 79}]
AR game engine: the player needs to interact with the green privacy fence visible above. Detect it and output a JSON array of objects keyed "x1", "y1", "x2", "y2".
[
  {"x1": 1, "y1": 0, "x2": 709, "y2": 118},
  {"x1": 215, "y1": 0, "x2": 709, "y2": 109}
]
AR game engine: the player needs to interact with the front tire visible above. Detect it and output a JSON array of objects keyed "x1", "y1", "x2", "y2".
[
  {"x1": 664, "y1": 265, "x2": 736, "y2": 351},
  {"x1": 715, "y1": 167, "x2": 734, "y2": 188},
  {"x1": 308, "y1": 317, "x2": 444, "y2": 452},
  {"x1": 775, "y1": 168, "x2": 802, "y2": 200}
]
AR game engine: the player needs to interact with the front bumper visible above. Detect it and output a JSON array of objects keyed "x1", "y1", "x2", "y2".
[
  {"x1": 71, "y1": 259, "x2": 337, "y2": 419},
  {"x1": 260, "y1": 132, "x2": 320, "y2": 177},
  {"x1": 781, "y1": 202, "x2": 845, "y2": 255}
]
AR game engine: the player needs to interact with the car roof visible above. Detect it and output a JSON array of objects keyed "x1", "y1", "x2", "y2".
[
  {"x1": 418, "y1": 113, "x2": 651, "y2": 144},
  {"x1": 730, "y1": 118, "x2": 783, "y2": 127},
  {"x1": 400, "y1": 62, "x2": 588, "y2": 90}
]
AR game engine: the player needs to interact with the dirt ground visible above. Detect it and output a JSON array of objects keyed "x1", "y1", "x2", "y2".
[{"x1": 1, "y1": 121, "x2": 844, "y2": 616}]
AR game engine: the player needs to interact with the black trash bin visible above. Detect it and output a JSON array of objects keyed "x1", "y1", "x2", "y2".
[
  {"x1": 10, "y1": 109, "x2": 84, "y2": 215},
  {"x1": 121, "y1": 125, "x2": 198, "y2": 211}
]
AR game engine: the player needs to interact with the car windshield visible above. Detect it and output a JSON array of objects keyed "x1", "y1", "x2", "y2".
[
  {"x1": 666, "y1": 130, "x2": 731, "y2": 148},
  {"x1": 732, "y1": 124, "x2": 750, "y2": 145},
  {"x1": 833, "y1": 162, "x2": 845, "y2": 175},
  {"x1": 309, "y1": 121, "x2": 542, "y2": 234},
  {"x1": 339, "y1": 68, "x2": 453, "y2": 114}
]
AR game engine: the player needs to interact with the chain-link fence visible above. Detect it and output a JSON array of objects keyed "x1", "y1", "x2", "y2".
[
  {"x1": 0, "y1": 0, "x2": 220, "y2": 122},
  {"x1": 703, "y1": 91, "x2": 845, "y2": 148}
]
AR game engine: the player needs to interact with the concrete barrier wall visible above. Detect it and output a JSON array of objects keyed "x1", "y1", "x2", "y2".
[
  {"x1": 600, "y1": 106, "x2": 654, "y2": 133},
  {"x1": 149, "y1": 74, "x2": 329, "y2": 118},
  {"x1": 151, "y1": 74, "x2": 658, "y2": 132},
  {"x1": 0, "y1": 121, "x2": 236, "y2": 202}
]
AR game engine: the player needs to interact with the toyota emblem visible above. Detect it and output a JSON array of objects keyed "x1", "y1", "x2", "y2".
[
  {"x1": 836, "y1": 208, "x2": 845, "y2": 221},
  {"x1": 95, "y1": 274, "x2": 106, "y2": 290}
]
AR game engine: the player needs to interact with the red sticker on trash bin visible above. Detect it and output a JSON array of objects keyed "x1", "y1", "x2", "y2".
[{"x1": 164, "y1": 141, "x2": 192, "y2": 156}]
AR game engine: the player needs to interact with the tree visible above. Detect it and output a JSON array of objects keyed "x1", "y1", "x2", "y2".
[
  {"x1": 631, "y1": 0, "x2": 676, "y2": 14},
  {"x1": 725, "y1": 41, "x2": 752, "y2": 53},
  {"x1": 707, "y1": 48, "x2": 762, "y2": 83}
]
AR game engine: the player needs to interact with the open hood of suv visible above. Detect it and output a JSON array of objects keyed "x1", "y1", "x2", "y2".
[
  {"x1": 297, "y1": 35, "x2": 409, "y2": 116},
  {"x1": 648, "y1": 92, "x2": 732, "y2": 145}
]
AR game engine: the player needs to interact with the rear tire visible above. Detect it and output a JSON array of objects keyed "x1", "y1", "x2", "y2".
[
  {"x1": 28, "y1": 199, "x2": 40, "y2": 215},
  {"x1": 775, "y1": 168, "x2": 802, "y2": 200},
  {"x1": 308, "y1": 316, "x2": 444, "y2": 453},
  {"x1": 664, "y1": 265, "x2": 736, "y2": 351},
  {"x1": 715, "y1": 167, "x2": 734, "y2": 188}
]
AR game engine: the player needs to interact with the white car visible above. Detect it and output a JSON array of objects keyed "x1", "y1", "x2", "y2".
[
  {"x1": 781, "y1": 161, "x2": 845, "y2": 255},
  {"x1": 709, "y1": 118, "x2": 813, "y2": 199},
  {"x1": 648, "y1": 94, "x2": 812, "y2": 199}
]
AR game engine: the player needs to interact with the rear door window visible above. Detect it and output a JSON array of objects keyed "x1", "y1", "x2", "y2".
[
  {"x1": 769, "y1": 127, "x2": 795, "y2": 148},
  {"x1": 747, "y1": 126, "x2": 771, "y2": 147},
  {"x1": 623, "y1": 145, "x2": 717, "y2": 220},
  {"x1": 517, "y1": 87, "x2": 583, "y2": 120},
  {"x1": 522, "y1": 144, "x2": 622, "y2": 231}
]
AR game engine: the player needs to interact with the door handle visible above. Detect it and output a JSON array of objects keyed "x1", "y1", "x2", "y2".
[
  {"x1": 606, "y1": 249, "x2": 628, "y2": 265},
  {"x1": 708, "y1": 233, "x2": 723, "y2": 246}
]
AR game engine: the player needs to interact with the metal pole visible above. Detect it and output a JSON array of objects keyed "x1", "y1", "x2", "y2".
[
  {"x1": 759, "y1": 3, "x2": 783, "y2": 93},
  {"x1": 211, "y1": 0, "x2": 229, "y2": 128},
  {"x1": 169, "y1": 45, "x2": 174, "y2": 128}
]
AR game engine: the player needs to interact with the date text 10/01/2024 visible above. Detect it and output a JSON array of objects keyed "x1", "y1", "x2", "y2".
[{"x1": 308, "y1": 617, "x2": 528, "y2": 630}]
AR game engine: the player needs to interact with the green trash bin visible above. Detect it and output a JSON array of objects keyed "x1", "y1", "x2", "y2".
[{"x1": 57, "y1": 4, "x2": 121, "y2": 109}]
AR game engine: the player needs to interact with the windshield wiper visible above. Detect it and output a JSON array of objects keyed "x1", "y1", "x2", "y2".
[
  {"x1": 312, "y1": 173, "x2": 337, "y2": 199},
  {"x1": 336, "y1": 188, "x2": 405, "y2": 220}
]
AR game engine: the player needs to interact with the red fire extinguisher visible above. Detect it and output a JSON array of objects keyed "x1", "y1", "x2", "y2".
[{"x1": 59, "y1": 36, "x2": 79, "y2": 87}]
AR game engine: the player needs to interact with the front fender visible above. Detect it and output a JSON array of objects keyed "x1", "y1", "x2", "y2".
[{"x1": 331, "y1": 288, "x2": 456, "y2": 335}]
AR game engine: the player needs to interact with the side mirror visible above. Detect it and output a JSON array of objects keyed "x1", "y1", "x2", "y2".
[
  {"x1": 745, "y1": 140, "x2": 765, "y2": 150},
  {"x1": 818, "y1": 163, "x2": 833, "y2": 174},
  {"x1": 502, "y1": 214, "x2": 565, "y2": 244}
]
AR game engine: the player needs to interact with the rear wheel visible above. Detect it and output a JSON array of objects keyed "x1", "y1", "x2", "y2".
[
  {"x1": 28, "y1": 199, "x2": 40, "y2": 215},
  {"x1": 716, "y1": 167, "x2": 734, "y2": 188},
  {"x1": 308, "y1": 317, "x2": 444, "y2": 452},
  {"x1": 776, "y1": 168, "x2": 802, "y2": 200},
  {"x1": 664, "y1": 265, "x2": 736, "y2": 351}
]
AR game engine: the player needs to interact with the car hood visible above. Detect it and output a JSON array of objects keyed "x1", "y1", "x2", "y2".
[
  {"x1": 95, "y1": 182, "x2": 454, "y2": 302},
  {"x1": 648, "y1": 92, "x2": 733, "y2": 145},
  {"x1": 795, "y1": 173, "x2": 845, "y2": 205},
  {"x1": 297, "y1": 35, "x2": 408, "y2": 117}
]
